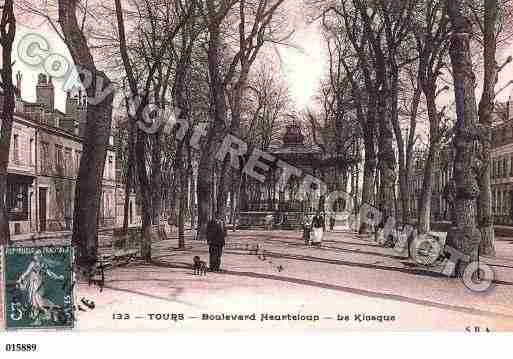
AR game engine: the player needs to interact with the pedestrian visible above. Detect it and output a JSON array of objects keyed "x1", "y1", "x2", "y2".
[
  {"x1": 265, "y1": 214, "x2": 273, "y2": 230},
  {"x1": 329, "y1": 215, "x2": 335, "y2": 231},
  {"x1": 303, "y1": 215, "x2": 312, "y2": 246},
  {"x1": 311, "y1": 211, "x2": 324, "y2": 246},
  {"x1": 207, "y1": 216, "x2": 226, "y2": 272},
  {"x1": 191, "y1": 226, "x2": 198, "y2": 241}
]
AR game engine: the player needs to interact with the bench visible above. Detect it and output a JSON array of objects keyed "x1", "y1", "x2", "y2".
[
  {"x1": 224, "y1": 243, "x2": 261, "y2": 255},
  {"x1": 89, "y1": 229, "x2": 142, "y2": 291}
]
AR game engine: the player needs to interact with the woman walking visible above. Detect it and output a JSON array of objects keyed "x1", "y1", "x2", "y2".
[{"x1": 311, "y1": 212, "x2": 325, "y2": 246}]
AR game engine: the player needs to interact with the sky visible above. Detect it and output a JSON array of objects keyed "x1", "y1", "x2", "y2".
[
  {"x1": 13, "y1": 23, "x2": 81, "y2": 112},
  {"x1": 277, "y1": 20, "x2": 327, "y2": 110},
  {"x1": 11, "y1": 5, "x2": 326, "y2": 115}
]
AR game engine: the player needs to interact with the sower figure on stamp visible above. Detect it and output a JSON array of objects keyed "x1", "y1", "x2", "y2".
[
  {"x1": 16, "y1": 250, "x2": 65, "y2": 324},
  {"x1": 207, "y1": 216, "x2": 226, "y2": 272}
]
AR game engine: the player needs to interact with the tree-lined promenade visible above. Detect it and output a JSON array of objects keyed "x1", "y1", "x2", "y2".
[{"x1": 1, "y1": 0, "x2": 513, "y2": 289}]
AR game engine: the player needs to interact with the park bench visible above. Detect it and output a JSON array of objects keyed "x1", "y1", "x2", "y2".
[
  {"x1": 224, "y1": 242, "x2": 261, "y2": 255},
  {"x1": 88, "y1": 228, "x2": 142, "y2": 291}
]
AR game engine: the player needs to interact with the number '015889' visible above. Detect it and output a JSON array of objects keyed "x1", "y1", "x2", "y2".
[{"x1": 5, "y1": 344, "x2": 38, "y2": 352}]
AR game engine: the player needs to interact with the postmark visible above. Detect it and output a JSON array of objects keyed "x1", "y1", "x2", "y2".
[{"x1": 2, "y1": 246, "x2": 74, "y2": 330}]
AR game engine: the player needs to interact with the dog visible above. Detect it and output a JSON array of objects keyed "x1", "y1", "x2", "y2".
[{"x1": 193, "y1": 255, "x2": 207, "y2": 275}]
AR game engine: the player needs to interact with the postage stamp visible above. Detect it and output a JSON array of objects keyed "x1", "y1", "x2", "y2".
[{"x1": 2, "y1": 246, "x2": 74, "y2": 330}]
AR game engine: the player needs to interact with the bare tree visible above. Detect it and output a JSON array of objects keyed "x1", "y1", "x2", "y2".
[
  {"x1": 0, "y1": 0, "x2": 16, "y2": 246},
  {"x1": 445, "y1": 0, "x2": 483, "y2": 273},
  {"x1": 195, "y1": 0, "x2": 237, "y2": 240},
  {"x1": 216, "y1": 0, "x2": 289, "y2": 219},
  {"x1": 172, "y1": 0, "x2": 203, "y2": 248},
  {"x1": 321, "y1": 3, "x2": 379, "y2": 233},
  {"x1": 414, "y1": 0, "x2": 451, "y2": 234},
  {"x1": 56, "y1": 0, "x2": 116, "y2": 273},
  {"x1": 114, "y1": 0, "x2": 195, "y2": 259}
]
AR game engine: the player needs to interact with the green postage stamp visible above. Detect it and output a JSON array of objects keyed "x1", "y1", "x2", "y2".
[{"x1": 2, "y1": 246, "x2": 75, "y2": 330}]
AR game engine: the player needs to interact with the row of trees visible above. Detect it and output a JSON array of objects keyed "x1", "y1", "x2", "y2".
[
  {"x1": 0, "y1": 0, "x2": 511, "y2": 275},
  {"x1": 304, "y1": 0, "x2": 513, "y2": 265},
  {"x1": 0, "y1": 0, "x2": 294, "y2": 274}
]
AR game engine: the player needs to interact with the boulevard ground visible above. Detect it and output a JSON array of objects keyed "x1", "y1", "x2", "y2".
[{"x1": 66, "y1": 228, "x2": 513, "y2": 331}]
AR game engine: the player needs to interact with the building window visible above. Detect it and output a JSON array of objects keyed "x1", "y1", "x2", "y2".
[
  {"x1": 108, "y1": 156, "x2": 113, "y2": 180},
  {"x1": 65, "y1": 148, "x2": 72, "y2": 177},
  {"x1": 55, "y1": 145, "x2": 63, "y2": 174},
  {"x1": 13, "y1": 134, "x2": 19, "y2": 163},
  {"x1": 41, "y1": 142, "x2": 50, "y2": 174},
  {"x1": 106, "y1": 193, "x2": 111, "y2": 217},
  {"x1": 501, "y1": 190, "x2": 505, "y2": 215},
  {"x1": 74, "y1": 150, "x2": 80, "y2": 177},
  {"x1": 29, "y1": 138, "x2": 34, "y2": 165},
  {"x1": 7, "y1": 181, "x2": 28, "y2": 220}
]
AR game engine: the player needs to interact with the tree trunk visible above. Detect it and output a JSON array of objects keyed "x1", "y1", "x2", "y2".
[
  {"x1": 216, "y1": 157, "x2": 230, "y2": 219},
  {"x1": 135, "y1": 131, "x2": 153, "y2": 260},
  {"x1": 0, "y1": 0, "x2": 15, "y2": 246},
  {"x1": 418, "y1": 88, "x2": 440, "y2": 234},
  {"x1": 393, "y1": 84, "x2": 420, "y2": 226},
  {"x1": 359, "y1": 120, "x2": 377, "y2": 234},
  {"x1": 197, "y1": 151, "x2": 215, "y2": 240},
  {"x1": 377, "y1": 89, "x2": 397, "y2": 220},
  {"x1": 197, "y1": 15, "x2": 228, "y2": 239},
  {"x1": 177, "y1": 144, "x2": 186, "y2": 248},
  {"x1": 445, "y1": 0, "x2": 482, "y2": 273},
  {"x1": 122, "y1": 120, "x2": 135, "y2": 234},
  {"x1": 189, "y1": 151, "x2": 196, "y2": 230},
  {"x1": 478, "y1": 0, "x2": 498, "y2": 256},
  {"x1": 59, "y1": 0, "x2": 115, "y2": 272},
  {"x1": 150, "y1": 132, "x2": 162, "y2": 226},
  {"x1": 418, "y1": 143, "x2": 439, "y2": 234},
  {"x1": 122, "y1": 175, "x2": 131, "y2": 232},
  {"x1": 217, "y1": 78, "x2": 246, "y2": 218},
  {"x1": 174, "y1": 57, "x2": 190, "y2": 248}
]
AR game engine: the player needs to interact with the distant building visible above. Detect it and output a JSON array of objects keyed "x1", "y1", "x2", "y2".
[
  {"x1": 408, "y1": 100, "x2": 513, "y2": 225},
  {"x1": 1, "y1": 71, "x2": 137, "y2": 238},
  {"x1": 490, "y1": 115, "x2": 513, "y2": 225},
  {"x1": 408, "y1": 147, "x2": 453, "y2": 222}
]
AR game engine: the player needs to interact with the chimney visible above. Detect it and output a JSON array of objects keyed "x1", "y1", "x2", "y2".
[
  {"x1": 78, "y1": 94, "x2": 87, "y2": 137},
  {"x1": 65, "y1": 87, "x2": 80, "y2": 119},
  {"x1": 36, "y1": 73, "x2": 55, "y2": 111},
  {"x1": 15, "y1": 71, "x2": 22, "y2": 98}
]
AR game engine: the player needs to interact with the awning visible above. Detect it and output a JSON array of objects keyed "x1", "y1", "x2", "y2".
[{"x1": 7, "y1": 173, "x2": 35, "y2": 184}]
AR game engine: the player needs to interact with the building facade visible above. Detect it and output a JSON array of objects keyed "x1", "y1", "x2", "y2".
[
  {"x1": 408, "y1": 147, "x2": 453, "y2": 223},
  {"x1": 490, "y1": 119, "x2": 513, "y2": 225},
  {"x1": 2, "y1": 72, "x2": 135, "y2": 238},
  {"x1": 408, "y1": 101, "x2": 513, "y2": 225}
]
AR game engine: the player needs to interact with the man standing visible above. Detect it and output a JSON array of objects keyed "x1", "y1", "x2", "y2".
[{"x1": 207, "y1": 216, "x2": 226, "y2": 272}]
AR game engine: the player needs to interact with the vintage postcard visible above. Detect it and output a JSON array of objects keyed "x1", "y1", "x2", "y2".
[{"x1": 1, "y1": 0, "x2": 513, "y2": 341}]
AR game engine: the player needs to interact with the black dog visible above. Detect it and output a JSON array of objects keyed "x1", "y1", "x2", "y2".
[{"x1": 193, "y1": 256, "x2": 207, "y2": 275}]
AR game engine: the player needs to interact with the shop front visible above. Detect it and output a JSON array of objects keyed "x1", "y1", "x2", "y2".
[{"x1": 7, "y1": 173, "x2": 35, "y2": 235}]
